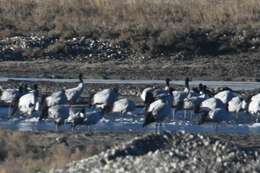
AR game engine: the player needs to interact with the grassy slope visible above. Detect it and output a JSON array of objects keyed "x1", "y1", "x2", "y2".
[{"x1": 1, "y1": 0, "x2": 260, "y2": 55}]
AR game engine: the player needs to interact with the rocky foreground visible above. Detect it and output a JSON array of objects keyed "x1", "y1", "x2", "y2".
[{"x1": 51, "y1": 132, "x2": 260, "y2": 173}]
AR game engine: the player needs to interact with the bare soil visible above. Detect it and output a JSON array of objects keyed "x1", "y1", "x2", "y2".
[{"x1": 0, "y1": 51, "x2": 259, "y2": 81}]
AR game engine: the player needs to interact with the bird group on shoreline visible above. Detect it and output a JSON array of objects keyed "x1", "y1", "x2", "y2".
[{"x1": 0, "y1": 75, "x2": 259, "y2": 132}]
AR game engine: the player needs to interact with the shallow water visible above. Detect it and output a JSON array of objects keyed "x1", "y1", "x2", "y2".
[
  {"x1": 0, "y1": 106, "x2": 259, "y2": 134},
  {"x1": 0, "y1": 77, "x2": 260, "y2": 90},
  {"x1": 0, "y1": 77, "x2": 259, "y2": 133}
]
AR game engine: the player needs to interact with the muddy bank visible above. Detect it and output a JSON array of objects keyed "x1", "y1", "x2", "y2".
[
  {"x1": 0, "y1": 52, "x2": 259, "y2": 81},
  {"x1": 0, "y1": 34, "x2": 259, "y2": 81}
]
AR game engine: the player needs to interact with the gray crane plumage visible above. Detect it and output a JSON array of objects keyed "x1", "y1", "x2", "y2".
[
  {"x1": 48, "y1": 105, "x2": 70, "y2": 130},
  {"x1": 112, "y1": 98, "x2": 136, "y2": 115},
  {"x1": 143, "y1": 99, "x2": 172, "y2": 133},
  {"x1": 65, "y1": 73, "x2": 84, "y2": 104},
  {"x1": 92, "y1": 88, "x2": 119, "y2": 113}
]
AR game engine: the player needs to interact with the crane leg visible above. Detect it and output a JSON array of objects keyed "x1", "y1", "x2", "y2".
[
  {"x1": 257, "y1": 113, "x2": 260, "y2": 123},
  {"x1": 8, "y1": 104, "x2": 12, "y2": 118},
  {"x1": 55, "y1": 124, "x2": 59, "y2": 132},
  {"x1": 11, "y1": 102, "x2": 18, "y2": 117},
  {"x1": 173, "y1": 109, "x2": 175, "y2": 121},
  {"x1": 158, "y1": 123, "x2": 161, "y2": 134},
  {"x1": 86, "y1": 126, "x2": 93, "y2": 135},
  {"x1": 190, "y1": 111, "x2": 194, "y2": 122},
  {"x1": 159, "y1": 123, "x2": 162, "y2": 134}
]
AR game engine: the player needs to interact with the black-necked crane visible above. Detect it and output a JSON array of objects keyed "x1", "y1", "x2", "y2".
[
  {"x1": 182, "y1": 84, "x2": 211, "y2": 121},
  {"x1": 228, "y1": 96, "x2": 247, "y2": 121},
  {"x1": 172, "y1": 78, "x2": 194, "y2": 120},
  {"x1": 92, "y1": 88, "x2": 119, "y2": 113},
  {"x1": 198, "y1": 97, "x2": 226, "y2": 124},
  {"x1": 141, "y1": 78, "x2": 173, "y2": 111},
  {"x1": 48, "y1": 104, "x2": 70, "y2": 131},
  {"x1": 143, "y1": 99, "x2": 172, "y2": 133},
  {"x1": 214, "y1": 90, "x2": 236, "y2": 108},
  {"x1": 17, "y1": 84, "x2": 40, "y2": 116},
  {"x1": 40, "y1": 89, "x2": 68, "y2": 120},
  {"x1": 65, "y1": 73, "x2": 85, "y2": 104},
  {"x1": 67, "y1": 107, "x2": 105, "y2": 132},
  {"x1": 248, "y1": 93, "x2": 260, "y2": 122},
  {"x1": 112, "y1": 98, "x2": 136, "y2": 116},
  {"x1": 0, "y1": 84, "x2": 26, "y2": 116}
]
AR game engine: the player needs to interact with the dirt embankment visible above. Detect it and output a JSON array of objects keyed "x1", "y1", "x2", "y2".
[
  {"x1": 0, "y1": 54, "x2": 259, "y2": 81},
  {"x1": 0, "y1": 35, "x2": 259, "y2": 81}
]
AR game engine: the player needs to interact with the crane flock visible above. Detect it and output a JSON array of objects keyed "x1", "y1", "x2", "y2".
[{"x1": 0, "y1": 75, "x2": 260, "y2": 132}]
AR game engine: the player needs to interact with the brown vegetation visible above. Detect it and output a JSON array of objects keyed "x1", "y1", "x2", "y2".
[
  {"x1": 0, "y1": 130, "x2": 138, "y2": 173},
  {"x1": 1, "y1": 0, "x2": 260, "y2": 55}
]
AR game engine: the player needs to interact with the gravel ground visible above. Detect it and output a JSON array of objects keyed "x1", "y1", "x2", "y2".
[
  {"x1": 0, "y1": 35, "x2": 259, "y2": 81},
  {"x1": 51, "y1": 132, "x2": 260, "y2": 173},
  {"x1": 0, "y1": 35, "x2": 134, "y2": 62}
]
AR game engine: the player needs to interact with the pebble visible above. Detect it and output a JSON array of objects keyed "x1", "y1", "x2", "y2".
[
  {"x1": 50, "y1": 132, "x2": 260, "y2": 173},
  {"x1": 0, "y1": 35, "x2": 135, "y2": 62}
]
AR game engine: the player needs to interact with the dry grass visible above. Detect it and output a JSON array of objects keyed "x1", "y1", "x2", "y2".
[
  {"x1": 0, "y1": 0, "x2": 260, "y2": 37},
  {"x1": 1, "y1": 0, "x2": 260, "y2": 54},
  {"x1": 0, "y1": 130, "x2": 78, "y2": 173},
  {"x1": 0, "y1": 129, "x2": 137, "y2": 173}
]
